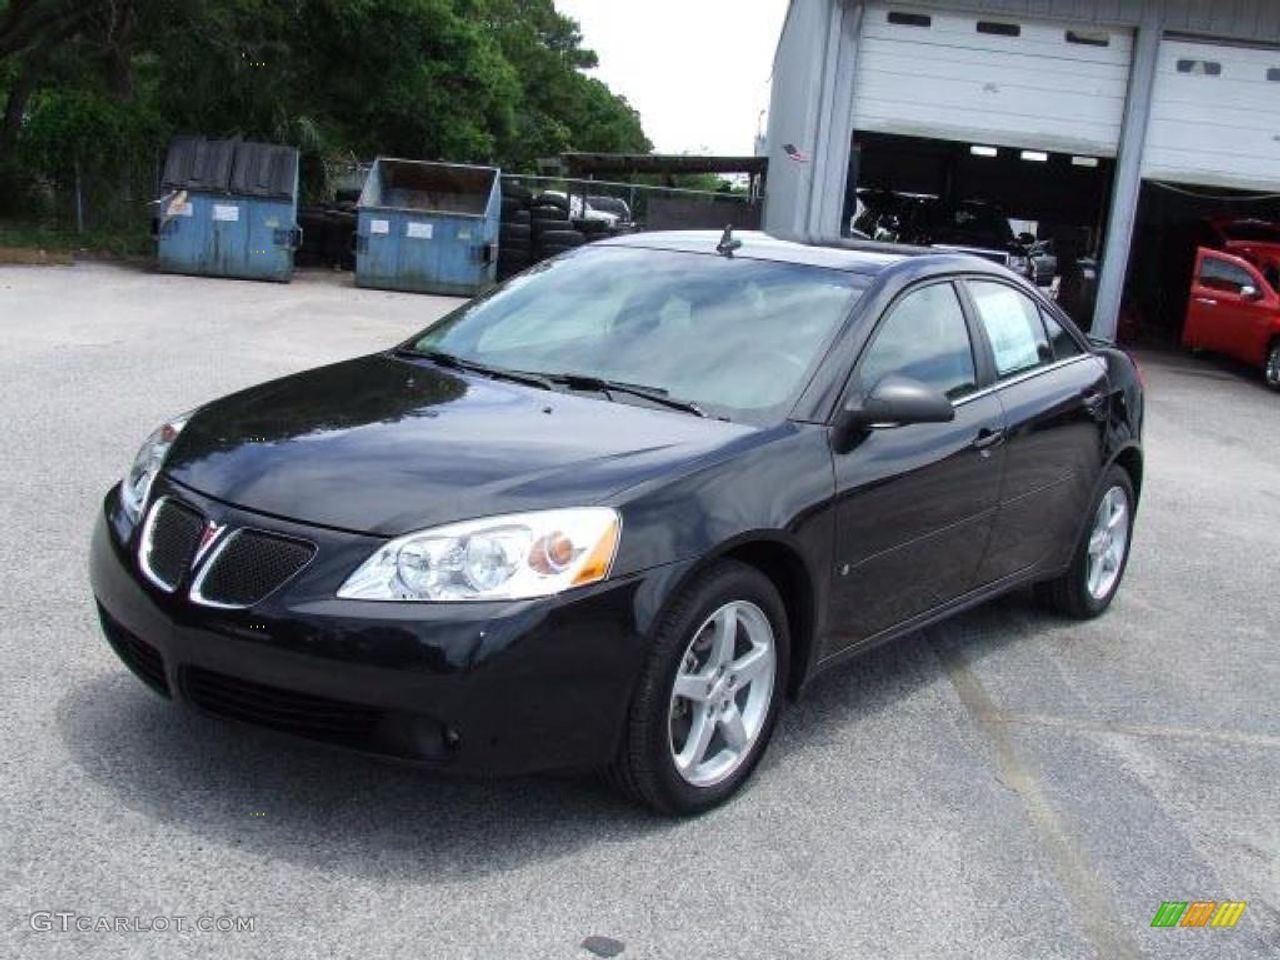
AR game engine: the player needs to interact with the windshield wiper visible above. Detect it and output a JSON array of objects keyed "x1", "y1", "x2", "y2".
[
  {"x1": 549, "y1": 373, "x2": 707, "y2": 418},
  {"x1": 399, "y1": 348, "x2": 555, "y2": 391}
]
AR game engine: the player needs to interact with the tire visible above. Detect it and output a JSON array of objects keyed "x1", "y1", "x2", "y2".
[
  {"x1": 500, "y1": 197, "x2": 525, "y2": 219},
  {"x1": 501, "y1": 181, "x2": 532, "y2": 202},
  {"x1": 609, "y1": 560, "x2": 789, "y2": 815},
  {"x1": 497, "y1": 259, "x2": 529, "y2": 280},
  {"x1": 536, "y1": 192, "x2": 570, "y2": 212},
  {"x1": 529, "y1": 204, "x2": 568, "y2": 222},
  {"x1": 1035, "y1": 465, "x2": 1136, "y2": 619},
  {"x1": 502, "y1": 209, "x2": 531, "y2": 227},
  {"x1": 537, "y1": 229, "x2": 585, "y2": 248},
  {"x1": 1265, "y1": 340, "x2": 1280, "y2": 392},
  {"x1": 500, "y1": 223, "x2": 531, "y2": 243},
  {"x1": 573, "y1": 218, "x2": 610, "y2": 235}
]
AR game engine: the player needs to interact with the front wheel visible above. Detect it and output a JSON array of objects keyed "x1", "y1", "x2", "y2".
[
  {"x1": 609, "y1": 561, "x2": 789, "y2": 815},
  {"x1": 1036, "y1": 466, "x2": 1136, "y2": 619}
]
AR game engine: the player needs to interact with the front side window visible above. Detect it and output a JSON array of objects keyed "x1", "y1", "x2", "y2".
[
  {"x1": 1198, "y1": 255, "x2": 1256, "y2": 295},
  {"x1": 1040, "y1": 309, "x2": 1084, "y2": 360},
  {"x1": 854, "y1": 282, "x2": 977, "y2": 401},
  {"x1": 969, "y1": 280, "x2": 1051, "y2": 378},
  {"x1": 410, "y1": 247, "x2": 865, "y2": 419}
]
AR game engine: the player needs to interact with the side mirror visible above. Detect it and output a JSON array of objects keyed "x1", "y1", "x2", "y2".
[
  {"x1": 1241, "y1": 284, "x2": 1262, "y2": 300},
  {"x1": 832, "y1": 374, "x2": 956, "y2": 453}
]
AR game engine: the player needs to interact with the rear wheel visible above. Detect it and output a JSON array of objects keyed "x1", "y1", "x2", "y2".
[
  {"x1": 1265, "y1": 340, "x2": 1280, "y2": 391},
  {"x1": 1036, "y1": 466, "x2": 1135, "y2": 618},
  {"x1": 610, "y1": 561, "x2": 788, "y2": 815}
]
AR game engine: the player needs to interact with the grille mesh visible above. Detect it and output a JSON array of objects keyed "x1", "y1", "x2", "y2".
[
  {"x1": 182, "y1": 667, "x2": 383, "y2": 743},
  {"x1": 196, "y1": 531, "x2": 315, "y2": 607},
  {"x1": 143, "y1": 498, "x2": 204, "y2": 590}
]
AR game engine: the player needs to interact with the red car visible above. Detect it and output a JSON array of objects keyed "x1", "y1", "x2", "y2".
[{"x1": 1183, "y1": 246, "x2": 1280, "y2": 391}]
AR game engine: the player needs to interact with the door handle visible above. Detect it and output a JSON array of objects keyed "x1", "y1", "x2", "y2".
[
  {"x1": 1081, "y1": 390, "x2": 1107, "y2": 414},
  {"x1": 1194, "y1": 296, "x2": 1218, "y2": 306},
  {"x1": 971, "y1": 428, "x2": 1005, "y2": 453}
]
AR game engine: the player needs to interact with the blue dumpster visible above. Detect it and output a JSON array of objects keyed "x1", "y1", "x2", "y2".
[
  {"x1": 156, "y1": 137, "x2": 301, "y2": 283},
  {"x1": 355, "y1": 159, "x2": 500, "y2": 295}
]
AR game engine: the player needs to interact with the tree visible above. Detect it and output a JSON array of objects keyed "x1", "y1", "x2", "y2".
[
  {"x1": 0, "y1": 0, "x2": 653, "y2": 226},
  {"x1": 474, "y1": 0, "x2": 649, "y2": 169}
]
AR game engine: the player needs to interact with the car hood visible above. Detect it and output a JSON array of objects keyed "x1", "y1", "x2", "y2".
[{"x1": 166, "y1": 353, "x2": 758, "y2": 536}]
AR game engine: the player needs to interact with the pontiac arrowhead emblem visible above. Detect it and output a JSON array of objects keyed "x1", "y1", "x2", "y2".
[{"x1": 194, "y1": 521, "x2": 227, "y2": 565}]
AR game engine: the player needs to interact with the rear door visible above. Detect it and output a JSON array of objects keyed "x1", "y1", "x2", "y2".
[
  {"x1": 964, "y1": 279, "x2": 1107, "y2": 583},
  {"x1": 827, "y1": 280, "x2": 1005, "y2": 647}
]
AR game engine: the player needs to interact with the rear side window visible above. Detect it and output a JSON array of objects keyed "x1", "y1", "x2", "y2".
[
  {"x1": 1198, "y1": 255, "x2": 1255, "y2": 294},
  {"x1": 1040, "y1": 309, "x2": 1084, "y2": 360},
  {"x1": 968, "y1": 281, "x2": 1052, "y2": 378},
  {"x1": 855, "y1": 283, "x2": 977, "y2": 400}
]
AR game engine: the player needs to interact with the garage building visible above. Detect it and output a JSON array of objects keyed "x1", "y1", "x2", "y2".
[{"x1": 763, "y1": 0, "x2": 1280, "y2": 342}]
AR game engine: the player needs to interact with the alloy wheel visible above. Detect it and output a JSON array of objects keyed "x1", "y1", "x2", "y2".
[
  {"x1": 667, "y1": 600, "x2": 777, "y2": 788},
  {"x1": 1266, "y1": 344, "x2": 1280, "y2": 389},
  {"x1": 1086, "y1": 485, "x2": 1130, "y2": 601}
]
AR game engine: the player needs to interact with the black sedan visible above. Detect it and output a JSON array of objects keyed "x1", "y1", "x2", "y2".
[{"x1": 90, "y1": 231, "x2": 1144, "y2": 814}]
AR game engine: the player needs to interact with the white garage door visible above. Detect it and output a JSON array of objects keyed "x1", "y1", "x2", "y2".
[
  {"x1": 852, "y1": 4, "x2": 1133, "y2": 156},
  {"x1": 1145, "y1": 39, "x2": 1280, "y2": 191}
]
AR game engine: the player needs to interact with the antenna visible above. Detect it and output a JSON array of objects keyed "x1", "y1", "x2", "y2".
[{"x1": 716, "y1": 224, "x2": 742, "y2": 257}]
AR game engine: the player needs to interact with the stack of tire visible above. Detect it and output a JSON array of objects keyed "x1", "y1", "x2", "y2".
[
  {"x1": 496, "y1": 184, "x2": 592, "y2": 279},
  {"x1": 498, "y1": 182, "x2": 534, "y2": 281},
  {"x1": 529, "y1": 192, "x2": 587, "y2": 263},
  {"x1": 572, "y1": 217, "x2": 612, "y2": 244}
]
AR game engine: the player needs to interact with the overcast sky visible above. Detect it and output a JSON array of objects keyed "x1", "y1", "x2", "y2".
[{"x1": 554, "y1": 0, "x2": 791, "y2": 156}]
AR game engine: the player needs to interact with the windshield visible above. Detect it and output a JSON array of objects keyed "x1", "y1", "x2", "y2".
[{"x1": 407, "y1": 247, "x2": 865, "y2": 419}]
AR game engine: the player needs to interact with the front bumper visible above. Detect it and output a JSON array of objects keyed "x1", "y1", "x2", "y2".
[{"x1": 89, "y1": 481, "x2": 688, "y2": 775}]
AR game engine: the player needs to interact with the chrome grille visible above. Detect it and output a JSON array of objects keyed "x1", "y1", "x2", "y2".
[
  {"x1": 191, "y1": 529, "x2": 315, "y2": 608},
  {"x1": 139, "y1": 497, "x2": 204, "y2": 591}
]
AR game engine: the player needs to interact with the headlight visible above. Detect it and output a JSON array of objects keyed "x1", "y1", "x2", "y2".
[
  {"x1": 337, "y1": 508, "x2": 621, "y2": 602},
  {"x1": 120, "y1": 413, "x2": 190, "y2": 522}
]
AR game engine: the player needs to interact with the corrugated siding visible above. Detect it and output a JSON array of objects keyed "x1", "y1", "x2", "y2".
[
  {"x1": 1162, "y1": 0, "x2": 1280, "y2": 41},
  {"x1": 887, "y1": 0, "x2": 1280, "y2": 42}
]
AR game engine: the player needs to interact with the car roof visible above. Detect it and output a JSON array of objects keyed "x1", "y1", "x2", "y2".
[{"x1": 597, "y1": 229, "x2": 1006, "y2": 278}]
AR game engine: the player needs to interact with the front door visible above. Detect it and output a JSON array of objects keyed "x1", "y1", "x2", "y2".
[
  {"x1": 1185, "y1": 248, "x2": 1276, "y2": 363},
  {"x1": 828, "y1": 280, "x2": 1005, "y2": 648}
]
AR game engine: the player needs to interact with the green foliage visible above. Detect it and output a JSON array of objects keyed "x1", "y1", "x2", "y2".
[
  {"x1": 472, "y1": 0, "x2": 648, "y2": 168},
  {"x1": 20, "y1": 87, "x2": 162, "y2": 173},
  {"x1": 0, "y1": 0, "x2": 651, "y2": 239}
]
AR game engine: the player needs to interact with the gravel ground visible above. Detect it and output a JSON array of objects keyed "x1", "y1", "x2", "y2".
[{"x1": 1, "y1": 261, "x2": 1277, "y2": 959}]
